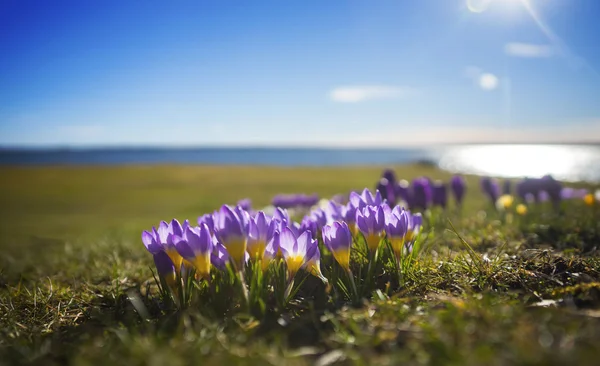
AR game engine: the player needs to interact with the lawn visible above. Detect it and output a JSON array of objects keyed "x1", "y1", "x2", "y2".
[{"x1": 1, "y1": 164, "x2": 599, "y2": 365}]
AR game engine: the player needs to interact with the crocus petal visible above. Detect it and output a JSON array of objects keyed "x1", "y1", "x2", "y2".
[{"x1": 142, "y1": 230, "x2": 162, "y2": 253}]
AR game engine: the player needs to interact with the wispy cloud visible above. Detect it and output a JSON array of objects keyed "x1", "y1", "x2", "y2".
[
  {"x1": 329, "y1": 85, "x2": 416, "y2": 103},
  {"x1": 504, "y1": 42, "x2": 554, "y2": 58}
]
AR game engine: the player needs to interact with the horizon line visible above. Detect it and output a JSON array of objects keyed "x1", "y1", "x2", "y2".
[{"x1": 1, "y1": 141, "x2": 600, "y2": 151}]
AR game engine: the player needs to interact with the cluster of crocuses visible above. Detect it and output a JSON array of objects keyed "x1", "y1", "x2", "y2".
[
  {"x1": 481, "y1": 175, "x2": 597, "y2": 211},
  {"x1": 142, "y1": 188, "x2": 423, "y2": 303},
  {"x1": 375, "y1": 169, "x2": 467, "y2": 210},
  {"x1": 271, "y1": 193, "x2": 320, "y2": 210}
]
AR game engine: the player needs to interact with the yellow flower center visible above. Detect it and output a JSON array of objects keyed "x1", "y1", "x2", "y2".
[
  {"x1": 365, "y1": 232, "x2": 381, "y2": 252},
  {"x1": 332, "y1": 248, "x2": 350, "y2": 271},
  {"x1": 225, "y1": 237, "x2": 247, "y2": 270},
  {"x1": 165, "y1": 247, "x2": 184, "y2": 274},
  {"x1": 247, "y1": 240, "x2": 266, "y2": 260},
  {"x1": 286, "y1": 255, "x2": 305, "y2": 278},
  {"x1": 192, "y1": 253, "x2": 211, "y2": 280}
]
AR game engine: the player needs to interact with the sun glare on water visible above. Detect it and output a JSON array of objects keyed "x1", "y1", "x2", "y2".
[{"x1": 438, "y1": 145, "x2": 600, "y2": 182}]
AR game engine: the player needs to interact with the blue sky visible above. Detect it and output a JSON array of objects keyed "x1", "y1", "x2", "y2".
[{"x1": 1, "y1": 0, "x2": 599, "y2": 147}]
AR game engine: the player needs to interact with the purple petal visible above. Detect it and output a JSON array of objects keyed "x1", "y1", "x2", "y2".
[{"x1": 278, "y1": 226, "x2": 296, "y2": 258}]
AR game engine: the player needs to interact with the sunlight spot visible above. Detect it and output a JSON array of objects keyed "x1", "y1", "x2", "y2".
[{"x1": 479, "y1": 73, "x2": 498, "y2": 91}]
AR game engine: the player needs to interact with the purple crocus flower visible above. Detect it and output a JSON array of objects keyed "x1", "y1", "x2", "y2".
[
  {"x1": 331, "y1": 194, "x2": 346, "y2": 204},
  {"x1": 272, "y1": 207, "x2": 290, "y2": 224},
  {"x1": 539, "y1": 175, "x2": 562, "y2": 207},
  {"x1": 376, "y1": 178, "x2": 396, "y2": 205},
  {"x1": 312, "y1": 207, "x2": 330, "y2": 227},
  {"x1": 405, "y1": 213, "x2": 422, "y2": 244},
  {"x1": 160, "y1": 219, "x2": 187, "y2": 273},
  {"x1": 305, "y1": 240, "x2": 328, "y2": 283},
  {"x1": 262, "y1": 229, "x2": 281, "y2": 270},
  {"x1": 278, "y1": 228, "x2": 315, "y2": 278},
  {"x1": 247, "y1": 211, "x2": 277, "y2": 261},
  {"x1": 538, "y1": 191, "x2": 550, "y2": 202},
  {"x1": 384, "y1": 206, "x2": 409, "y2": 259},
  {"x1": 355, "y1": 205, "x2": 386, "y2": 252},
  {"x1": 142, "y1": 229, "x2": 163, "y2": 254},
  {"x1": 560, "y1": 187, "x2": 575, "y2": 200},
  {"x1": 411, "y1": 177, "x2": 431, "y2": 210},
  {"x1": 198, "y1": 213, "x2": 215, "y2": 234},
  {"x1": 382, "y1": 169, "x2": 397, "y2": 185},
  {"x1": 173, "y1": 224, "x2": 213, "y2": 279},
  {"x1": 395, "y1": 179, "x2": 412, "y2": 208},
  {"x1": 214, "y1": 205, "x2": 248, "y2": 270},
  {"x1": 342, "y1": 203, "x2": 358, "y2": 235},
  {"x1": 349, "y1": 188, "x2": 383, "y2": 209},
  {"x1": 300, "y1": 215, "x2": 318, "y2": 239},
  {"x1": 152, "y1": 250, "x2": 178, "y2": 290},
  {"x1": 450, "y1": 175, "x2": 466, "y2": 206},
  {"x1": 324, "y1": 201, "x2": 344, "y2": 223},
  {"x1": 431, "y1": 181, "x2": 448, "y2": 209},
  {"x1": 210, "y1": 241, "x2": 230, "y2": 271},
  {"x1": 322, "y1": 221, "x2": 353, "y2": 271},
  {"x1": 237, "y1": 198, "x2": 252, "y2": 211},
  {"x1": 481, "y1": 177, "x2": 500, "y2": 203}
]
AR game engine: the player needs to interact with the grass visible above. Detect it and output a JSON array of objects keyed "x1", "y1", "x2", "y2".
[{"x1": 1, "y1": 163, "x2": 599, "y2": 365}]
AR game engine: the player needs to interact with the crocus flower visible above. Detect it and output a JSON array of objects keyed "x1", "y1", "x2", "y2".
[
  {"x1": 355, "y1": 205, "x2": 386, "y2": 253},
  {"x1": 278, "y1": 228, "x2": 314, "y2": 279},
  {"x1": 300, "y1": 215, "x2": 318, "y2": 238},
  {"x1": 262, "y1": 229, "x2": 281, "y2": 270},
  {"x1": 395, "y1": 179, "x2": 411, "y2": 206},
  {"x1": 560, "y1": 187, "x2": 575, "y2": 200},
  {"x1": 376, "y1": 178, "x2": 396, "y2": 205},
  {"x1": 142, "y1": 228, "x2": 163, "y2": 254},
  {"x1": 237, "y1": 198, "x2": 252, "y2": 211},
  {"x1": 382, "y1": 169, "x2": 397, "y2": 185},
  {"x1": 411, "y1": 177, "x2": 431, "y2": 210},
  {"x1": 153, "y1": 250, "x2": 178, "y2": 291},
  {"x1": 158, "y1": 219, "x2": 187, "y2": 273},
  {"x1": 384, "y1": 206, "x2": 409, "y2": 260},
  {"x1": 214, "y1": 205, "x2": 248, "y2": 270},
  {"x1": 342, "y1": 203, "x2": 358, "y2": 235},
  {"x1": 404, "y1": 213, "x2": 422, "y2": 244},
  {"x1": 312, "y1": 207, "x2": 330, "y2": 227},
  {"x1": 272, "y1": 207, "x2": 290, "y2": 224},
  {"x1": 211, "y1": 241, "x2": 230, "y2": 271},
  {"x1": 431, "y1": 181, "x2": 448, "y2": 209},
  {"x1": 197, "y1": 213, "x2": 215, "y2": 233},
  {"x1": 247, "y1": 211, "x2": 272, "y2": 260},
  {"x1": 450, "y1": 175, "x2": 466, "y2": 207},
  {"x1": 173, "y1": 224, "x2": 213, "y2": 279},
  {"x1": 305, "y1": 240, "x2": 328, "y2": 284},
  {"x1": 322, "y1": 221, "x2": 353, "y2": 271},
  {"x1": 481, "y1": 177, "x2": 500, "y2": 204},
  {"x1": 349, "y1": 188, "x2": 383, "y2": 209}
]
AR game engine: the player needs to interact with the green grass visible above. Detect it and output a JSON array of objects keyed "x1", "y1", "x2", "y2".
[{"x1": 1, "y1": 164, "x2": 599, "y2": 365}]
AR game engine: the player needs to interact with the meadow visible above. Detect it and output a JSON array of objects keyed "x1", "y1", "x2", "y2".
[{"x1": 1, "y1": 164, "x2": 599, "y2": 366}]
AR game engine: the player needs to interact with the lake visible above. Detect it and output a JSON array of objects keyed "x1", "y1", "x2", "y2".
[{"x1": 1, "y1": 144, "x2": 599, "y2": 182}]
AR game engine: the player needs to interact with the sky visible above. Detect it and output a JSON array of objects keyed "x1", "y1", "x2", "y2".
[{"x1": 1, "y1": 0, "x2": 599, "y2": 147}]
